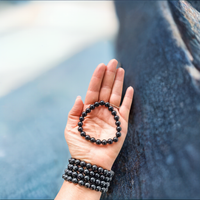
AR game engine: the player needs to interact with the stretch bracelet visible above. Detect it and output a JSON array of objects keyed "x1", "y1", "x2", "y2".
[
  {"x1": 62, "y1": 158, "x2": 114, "y2": 193},
  {"x1": 78, "y1": 100, "x2": 122, "y2": 145}
]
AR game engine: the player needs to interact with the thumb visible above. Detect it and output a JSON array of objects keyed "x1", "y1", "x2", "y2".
[{"x1": 67, "y1": 96, "x2": 84, "y2": 127}]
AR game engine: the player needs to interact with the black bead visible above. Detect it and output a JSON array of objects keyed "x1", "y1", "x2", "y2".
[
  {"x1": 77, "y1": 173, "x2": 84, "y2": 180},
  {"x1": 84, "y1": 169, "x2": 89, "y2": 175},
  {"x1": 75, "y1": 159, "x2": 80, "y2": 165},
  {"x1": 67, "y1": 176, "x2": 72, "y2": 182},
  {"x1": 91, "y1": 184, "x2": 96, "y2": 190},
  {"x1": 116, "y1": 126, "x2": 121, "y2": 132},
  {"x1": 108, "y1": 106, "x2": 113, "y2": 111},
  {"x1": 69, "y1": 157, "x2": 73, "y2": 161},
  {"x1": 101, "y1": 187, "x2": 106, "y2": 193},
  {"x1": 95, "y1": 173, "x2": 100, "y2": 179},
  {"x1": 96, "y1": 139, "x2": 101, "y2": 145},
  {"x1": 100, "y1": 175, "x2": 105, "y2": 181},
  {"x1": 90, "y1": 137, "x2": 96, "y2": 143},
  {"x1": 69, "y1": 158, "x2": 75, "y2": 164},
  {"x1": 90, "y1": 171, "x2": 95, "y2": 176},
  {"x1": 107, "y1": 171, "x2": 111, "y2": 177},
  {"x1": 92, "y1": 165, "x2": 98, "y2": 171},
  {"x1": 94, "y1": 102, "x2": 99, "y2": 107},
  {"x1": 82, "y1": 112, "x2": 87, "y2": 117},
  {"x1": 80, "y1": 131, "x2": 86, "y2": 137},
  {"x1": 67, "y1": 170, "x2": 72, "y2": 176},
  {"x1": 111, "y1": 171, "x2": 115, "y2": 177},
  {"x1": 105, "y1": 182, "x2": 110, "y2": 188},
  {"x1": 84, "y1": 175, "x2": 90, "y2": 181},
  {"x1": 96, "y1": 186, "x2": 102, "y2": 192},
  {"x1": 101, "y1": 181, "x2": 106, "y2": 187},
  {"x1": 73, "y1": 165, "x2": 78, "y2": 171},
  {"x1": 72, "y1": 171, "x2": 77, "y2": 178},
  {"x1": 72, "y1": 178, "x2": 78, "y2": 184},
  {"x1": 85, "y1": 135, "x2": 90, "y2": 140},
  {"x1": 90, "y1": 177, "x2": 96, "y2": 183},
  {"x1": 115, "y1": 121, "x2": 121, "y2": 126},
  {"x1": 62, "y1": 174, "x2": 67, "y2": 180},
  {"x1": 99, "y1": 100, "x2": 105, "y2": 105},
  {"x1": 113, "y1": 137, "x2": 118, "y2": 142},
  {"x1": 90, "y1": 104, "x2": 95, "y2": 110},
  {"x1": 112, "y1": 110, "x2": 117, "y2": 116},
  {"x1": 103, "y1": 169, "x2": 108, "y2": 176},
  {"x1": 64, "y1": 169, "x2": 69, "y2": 174},
  {"x1": 109, "y1": 177, "x2": 112, "y2": 181},
  {"x1": 78, "y1": 180, "x2": 84, "y2": 186},
  {"x1": 79, "y1": 116, "x2": 84, "y2": 121},
  {"x1": 105, "y1": 188, "x2": 108, "y2": 192},
  {"x1": 114, "y1": 115, "x2": 119, "y2": 121},
  {"x1": 86, "y1": 163, "x2": 92, "y2": 169},
  {"x1": 105, "y1": 102, "x2": 110, "y2": 107},
  {"x1": 68, "y1": 164, "x2": 73, "y2": 170},
  {"x1": 86, "y1": 108, "x2": 91, "y2": 113},
  {"x1": 107, "y1": 138, "x2": 113, "y2": 144},
  {"x1": 78, "y1": 122, "x2": 83, "y2": 127},
  {"x1": 78, "y1": 127, "x2": 83, "y2": 132},
  {"x1": 80, "y1": 161, "x2": 86, "y2": 167},
  {"x1": 98, "y1": 167, "x2": 104, "y2": 174},
  {"x1": 85, "y1": 182, "x2": 90, "y2": 188},
  {"x1": 96, "y1": 179, "x2": 101, "y2": 185},
  {"x1": 116, "y1": 132, "x2": 121, "y2": 137},
  {"x1": 105, "y1": 177, "x2": 110, "y2": 182},
  {"x1": 102, "y1": 139, "x2": 107, "y2": 145},
  {"x1": 78, "y1": 167, "x2": 84, "y2": 173}
]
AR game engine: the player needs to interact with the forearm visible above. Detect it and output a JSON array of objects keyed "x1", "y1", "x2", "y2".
[
  {"x1": 55, "y1": 181, "x2": 101, "y2": 200},
  {"x1": 55, "y1": 60, "x2": 133, "y2": 199}
]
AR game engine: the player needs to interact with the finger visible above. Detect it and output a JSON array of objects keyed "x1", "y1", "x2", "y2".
[
  {"x1": 109, "y1": 68, "x2": 125, "y2": 107},
  {"x1": 99, "y1": 59, "x2": 118, "y2": 102},
  {"x1": 85, "y1": 63, "x2": 106, "y2": 105},
  {"x1": 119, "y1": 87, "x2": 134, "y2": 122},
  {"x1": 67, "y1": 96, "x2": 84, "y2": 127}
]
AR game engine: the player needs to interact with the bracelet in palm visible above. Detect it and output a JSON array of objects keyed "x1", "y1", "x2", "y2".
[{"x1": 78, "y1": 100, "x2": 122, "y2": 144}]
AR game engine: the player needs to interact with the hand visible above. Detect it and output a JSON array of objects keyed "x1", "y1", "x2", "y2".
[{"x1": 64, "y1": 59, "x2": 134, "y2": 170}]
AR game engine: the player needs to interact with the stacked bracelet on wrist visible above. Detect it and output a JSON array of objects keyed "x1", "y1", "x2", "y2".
[{"x1": 62, "y1": 158, "x2": 114, "y2": 193}]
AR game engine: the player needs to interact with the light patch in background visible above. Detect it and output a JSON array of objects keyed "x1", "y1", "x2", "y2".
[
  {"x1": 0, "y1": 1, "x2": 118, "y2": 97},
  {"x1": 186, "y1": 65, "x2": 200, "y2": 81}
]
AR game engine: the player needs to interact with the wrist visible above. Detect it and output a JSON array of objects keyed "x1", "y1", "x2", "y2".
[
  {"x1": 62, "y1": 157, "x2": 114, "y2": 195},
  {"x1": 70, "y1": 152, "x2": 115, "y2": 170},
  {"x1": 56, "y1": 181, "x2": 101, "y2": 200}
]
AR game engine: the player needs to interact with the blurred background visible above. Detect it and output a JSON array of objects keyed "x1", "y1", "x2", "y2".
[{"x1": 0, "y1": 1, "x2": 118, "y2": 198}]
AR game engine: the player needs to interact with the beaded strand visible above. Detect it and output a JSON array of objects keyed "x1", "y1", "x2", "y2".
[
  {"x1": 78, "y1": 100, "x2": 121, "y2": 144},
  {"x1": 62, "y1": 158, "x2": 114, "y2": 193}
]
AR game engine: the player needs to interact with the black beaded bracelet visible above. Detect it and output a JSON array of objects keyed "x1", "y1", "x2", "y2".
[
  {"x1": 78, "y1": 100, "x2": 121, "y2": 145},
  {"x1": 62, "y1": 158, "x2": 114, "y2": 193}
]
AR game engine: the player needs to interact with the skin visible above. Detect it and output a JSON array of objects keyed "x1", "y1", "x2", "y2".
[{"x1": 55, "y1": 59, "x2": 134, "y2": 200}]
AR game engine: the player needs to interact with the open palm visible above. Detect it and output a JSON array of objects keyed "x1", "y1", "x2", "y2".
[{"x1": 65, "y1": 59, "x2": 134, "y2": 170}]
